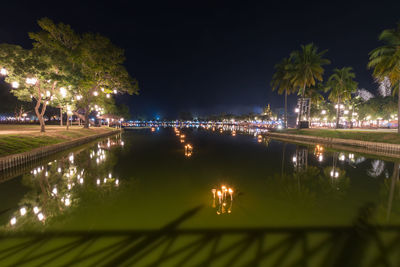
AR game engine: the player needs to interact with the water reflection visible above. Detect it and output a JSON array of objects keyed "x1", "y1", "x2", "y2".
[
  {"x1": 4, "y1": 134, "x2": 124, "y2": 229},
  {"x1": 211, "y1": 185, "x2": 234, "y2": 215}
]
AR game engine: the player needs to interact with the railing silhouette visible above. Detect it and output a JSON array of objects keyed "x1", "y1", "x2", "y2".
[{"x1": 1, "y1": 205, "x2": 400, "y2": 267}]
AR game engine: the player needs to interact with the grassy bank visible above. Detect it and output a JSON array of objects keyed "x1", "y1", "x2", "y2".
[
  {"x1": 0, "y1": 126, "x2": 118, "y2": 157},
  {"x1": 282, "y1": 129, "x2": 400, "y2": 144}
]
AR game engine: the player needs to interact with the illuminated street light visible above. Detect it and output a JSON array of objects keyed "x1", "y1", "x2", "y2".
[
  {"x1": 321, "y1": 110, "x2": 326, "y2": 115},
  {"x1": 10, "y1": 217, "x2": 16, "y2": 226},
  {"x1": 93, "y1": 91, "x2": 98, "y2": 96},
  {"x1": 0, "y1": 68, "x2": 7, "y2": 75}
]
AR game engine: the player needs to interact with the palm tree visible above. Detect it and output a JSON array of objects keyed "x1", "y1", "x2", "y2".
[
  {"x1": 271, "y1": 58, "x2": 294, "y2": 128},
  {"x1": 368, "y1": 23, "x2": 400, "y2": 133},
  {"x1": 290, "y1": 43, "x2": 330, "y2": 128},
  {"x1": 325, "y1": 67, "x2": 358, "y2": 128}
]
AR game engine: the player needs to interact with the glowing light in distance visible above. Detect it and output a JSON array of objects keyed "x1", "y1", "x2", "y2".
[
  {"x1": 10, "y1": 217, "x2": 16, "y2": 225},
  {"x1": 93, "y1": 91, "x2": 98, "y2": 96},
  {"x1": 0, "y1": 68, "x2": 7, "y2": 75}
]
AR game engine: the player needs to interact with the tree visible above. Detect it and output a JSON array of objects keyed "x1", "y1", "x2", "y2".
[
  {"x1": 0, "y1": 44, "x2": 70, "y2": 132},
  {"x1": 290, "y1": 43, "x2": 330, "y2": 127},
  {"x1": 271, "y1": 58, "x2": 295, "y2": 128},
  {"x1": 368, "y1": 22, "x2": 400, "y2": 133},
  {"x1": 325, "y1": 67, "x2": 358, "y2": 128},
  {"x1": 29, "y1": 18, "x2": 139, "y2": 128}
]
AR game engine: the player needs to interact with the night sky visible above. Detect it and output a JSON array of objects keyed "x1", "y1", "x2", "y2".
[{"x1": 1, "y1": 0, "x2": 399, "y2": 119}]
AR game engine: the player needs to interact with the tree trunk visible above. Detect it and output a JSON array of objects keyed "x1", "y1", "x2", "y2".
[
  {"x1": 60, "y1": 107, "x2": 63, "y2": 126},
  {"x1": 284, "y1": 90, "x2": 288, "y2": 128},
  {"x1": 297, "y1": 84, "x2": 306, "y2": 128},
  {"x1": 84, "y1": 107, "x2": 90, "y2": 128},
  {"x1": 336, "y1": 97, "x2": 340, "y2": 129},
  {"x1": 66, "y1": 114, "x2": 70, "y2": 130},
  {"x1": 34, "y1": 100, "x2": 46, "y2": 133}
]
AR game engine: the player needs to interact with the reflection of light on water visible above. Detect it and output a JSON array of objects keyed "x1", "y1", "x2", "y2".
[
  {"x1": 8, "y1": 136, "x2": 125, "y2": 228},
  {"x1": 314, "y1": 145, "x2": 324, "y2": 162},
  {"x1": 211, "y1": 185, "x2": 234, "y2": 215},
  {"x1": 184, "y1": 144, "x2": 193, "y2": 157},
  {"x1": 330, "y1": 169, "x2": 339, "y2": 178}
]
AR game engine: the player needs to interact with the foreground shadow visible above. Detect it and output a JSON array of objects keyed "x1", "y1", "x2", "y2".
[{"x1": 1, "y1": 205, "x2": 400, "y2": 267}]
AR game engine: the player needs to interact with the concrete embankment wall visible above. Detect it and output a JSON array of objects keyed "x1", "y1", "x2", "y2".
[
  {"x1": 266, "y1": 132, "x2": 400, "y2": 159},
  {"x1": 0, "y1": 130, "x2": 121, "y2": 172}
]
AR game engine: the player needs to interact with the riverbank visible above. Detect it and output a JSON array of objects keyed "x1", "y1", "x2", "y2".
[
  {"x1": 267, "y1": 129, "x2": 400, "y2": 158},
  {"x1": 0, "y1": 125, "x2": 121, "y2": 172},
  {"x1": 283, "y1": 129, "x2": 400, "y2": 144},
  {"x1": 0, "y1": 125, "x2": 119, "y2": 157}
]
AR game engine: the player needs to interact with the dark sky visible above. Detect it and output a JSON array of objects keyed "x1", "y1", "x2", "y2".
[{"x1": 1, "y1": 0, "x2": 400, "y2": 119}]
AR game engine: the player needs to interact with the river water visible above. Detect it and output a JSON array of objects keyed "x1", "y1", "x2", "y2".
[{"x1": 0, "y1": 126, "x2": 399, "y2": 266}]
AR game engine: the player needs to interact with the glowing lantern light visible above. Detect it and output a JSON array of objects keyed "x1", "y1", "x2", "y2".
[
  {"x1": 0, "y1": 68, "x2": 7, "y2": 75},
  {"x1": 37, "y1": 213, "x2": 45, "y2": 221},
  {"x1": 97, "y1": 179, "x2": 100, "y2": 185},
  {"x1": 20, "y1": 207, "x2": 27, "y2": 216},
  {"x1": 33, "y1": 206, "x2": 39, "y2": 214},
  {"x1": 26, "y1": 77, "x2": 37, "y2": 85},
  {"x1": 93, "y1": 91, "x2": 98, "y2": 96},
  {"x1": 106, "y1": 94, "x2": 110, "y2": 98},
  {"x1": 65, "y1": 198, "x2": 71, "y2": 206},
  {"x1": 12, "y1": 81, "x2": 19, "y2": 88},
  {"x1": 10, "y1": 217, "x2": 16, "y2": 226}
]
